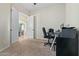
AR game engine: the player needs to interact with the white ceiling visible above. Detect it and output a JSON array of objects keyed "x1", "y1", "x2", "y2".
[
  {"x1": 21, "y1": 3, "x2": 56, "y2": 11},
  {"x1": 13, "y1": 3, "x2": 60, "y2": 11},
  {"x1": 12, "y1": 3, "x2": 65, "y2": 15}
]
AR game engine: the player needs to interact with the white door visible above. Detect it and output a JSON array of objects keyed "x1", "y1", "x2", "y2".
[
  {"x1": 10, "y1": 8, "x2": 19, "y2": 44},
  {"x1": 27, "y1": 16, "x2": 34, "y2": 39}
]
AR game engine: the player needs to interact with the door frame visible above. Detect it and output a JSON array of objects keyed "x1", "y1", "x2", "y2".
[
  {"x1": 10, "y1": 5, "x2": 19, "y2": 45},
  {"x1": 27, "y1": 15, "x2": 37, "y2": 39},
  {"x1": 10, "y1": 4, "x2": 12, "y2": 45}
]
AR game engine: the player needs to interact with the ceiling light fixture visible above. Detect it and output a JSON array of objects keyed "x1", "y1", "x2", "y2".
[{"x1": 33, "y1": 3, "x2": 37, "y2": 5}]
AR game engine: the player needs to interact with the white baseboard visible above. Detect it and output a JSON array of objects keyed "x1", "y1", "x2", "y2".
[
  {"x1": 0, "y1": 44, "x2": 10, "y2": 52},
  {"x1": 0, "y1": 37, "x2": 18, "y2": 52}
]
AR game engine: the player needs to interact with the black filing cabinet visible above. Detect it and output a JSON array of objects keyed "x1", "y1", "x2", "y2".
[{"x1": 56, "y1": 28, "x2": 78, "y2": 56}]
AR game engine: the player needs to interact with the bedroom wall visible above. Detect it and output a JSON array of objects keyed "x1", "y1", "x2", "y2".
[
  {"x1": 65, "y1": 3, "x2": 79, "y2": 29},
  {"x1": 0, "y1": 4, "x2": 10, "y2": 51}
]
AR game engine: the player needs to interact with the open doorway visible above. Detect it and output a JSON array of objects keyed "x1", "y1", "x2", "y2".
[
  {"x1": 18, "y1": 13, "x2": 36, "y2": 40},
  {"x1": 10, "y1": 7, "x2": 37, "y2": 44},
  {"x1": 18, "y1": 12, "x2": 28, "y2": 40},
  {"x1": 19, "y1": 23, "x2": 25, "y2": 37}
]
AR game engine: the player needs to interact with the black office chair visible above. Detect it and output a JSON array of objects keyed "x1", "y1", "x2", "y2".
[
  {"x1": 48, "y1": 28, "x2": 55, "y2": 39},
  {"x1": 48, "y1": 28, "x2": 57, "y2": 50},
  {"x1": 42, "y1": 27, "x2": 55, "y2": 47},
  {"x1": 42, "y1": 27, "x2": 48, "y2": 38}
]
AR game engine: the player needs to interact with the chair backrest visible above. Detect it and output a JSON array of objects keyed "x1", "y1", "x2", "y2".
[
  {"x1": 49, "y1": 28, "x2": 54, "y2": 34},
  {"x1": 48, "y1": 28, "x2": 55, "y2": 38},
  {"x1": 42, "y1": 27, "x2": 48, "y2": 38}
]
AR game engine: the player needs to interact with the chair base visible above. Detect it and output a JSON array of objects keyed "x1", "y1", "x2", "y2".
[
  {"x1": 44, "y1": 42, "x2": 56, "y2": 51},
  {"x1": 44, "y1": 42, "x2": 52, "y2": 47}
]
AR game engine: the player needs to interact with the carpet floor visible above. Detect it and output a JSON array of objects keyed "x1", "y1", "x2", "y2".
[{"x1": 0, "y1": 38, "x2": 56, "y2": 56}]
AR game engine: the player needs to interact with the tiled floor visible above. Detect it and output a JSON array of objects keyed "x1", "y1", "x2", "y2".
[{"x1": 0, "y1": 37, "x2": 56, "y2": 56}]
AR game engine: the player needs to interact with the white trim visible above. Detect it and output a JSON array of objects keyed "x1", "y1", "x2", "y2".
[{"x1": 0, "y1": 44, "x2": 10, "y2": 52}]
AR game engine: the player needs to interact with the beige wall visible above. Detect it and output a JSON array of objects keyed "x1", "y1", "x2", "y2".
[
  {"x1": 31, "y1": 4, "x2": 65, "y2": 39},
  {"x1": 65, "y1": 3, "x2": 79, "y2": 29},
  {"x1": 65, "y1": 3, "x2": 79, "y2": 55},
  {"x1": 0, "y1": 4, "x2": 10, "y2": 51}
]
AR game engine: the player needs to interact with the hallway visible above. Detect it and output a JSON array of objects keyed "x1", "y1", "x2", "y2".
[{"x1": 0, "y1": 38, "x2": 56, "y2": 56}]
